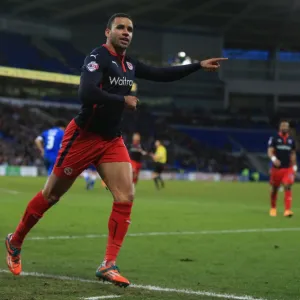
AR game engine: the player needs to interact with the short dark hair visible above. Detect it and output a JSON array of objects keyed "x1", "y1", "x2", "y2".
[
  {"x1": 279, "y1": 119, "x2": 290, "y2": 125},
  {"x1": 54, "y1": 119, "x2": 66, "y2": 128},
  {"x1": 107, "y1": 13, "x2": 132, "y2": 29}
]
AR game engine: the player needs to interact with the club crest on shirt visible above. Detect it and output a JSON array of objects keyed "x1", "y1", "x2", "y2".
[
  {"x1": 64, "y1": 167, "x2": 73, "y2": 176},
  {"x1": 126, "y1": 61, "x2": 133, "y2": 70},
  {"x1": 86, "y1": 61, "x2": 99, "y2": 72}
]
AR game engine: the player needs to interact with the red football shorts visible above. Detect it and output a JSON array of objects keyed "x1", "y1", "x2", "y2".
[
  {"x1": 131, "y1": 160, "x2": 142, "y2": 184},
  {"x1": 53, "y1": 119, "x2": 131, "y2": 178},
  {"x1": 270, "y1": 167, "x2": 295, "y2": 187}
]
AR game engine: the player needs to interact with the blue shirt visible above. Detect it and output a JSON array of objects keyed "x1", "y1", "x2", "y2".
[{"x1": 39, "y1": 127, "x2": 64, "y2": 160}]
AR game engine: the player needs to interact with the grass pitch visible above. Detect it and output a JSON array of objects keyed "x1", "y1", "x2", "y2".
[{"x1": 0, "y1": 177, "x2": 299, "y2": 300}]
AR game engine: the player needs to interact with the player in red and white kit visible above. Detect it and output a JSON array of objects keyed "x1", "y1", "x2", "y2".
[
  {"x1": 5, "y1": 13, "x2": 227, "y2": 287},
  {"x1": 129, "y1": 133, "x2": 147, "y2": 185},
  {"x1": 268, "y1": 120, "x2": 297, "y2": 217}
]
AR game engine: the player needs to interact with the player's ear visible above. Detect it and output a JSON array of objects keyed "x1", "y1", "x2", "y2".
[{"x1": 105, "y1": 28, "x2": 110, "y2": 38}]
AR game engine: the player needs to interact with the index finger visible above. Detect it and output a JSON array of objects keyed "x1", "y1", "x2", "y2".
[{"x1": 210, "y1": 57, "x2": 228, "y2": 62}]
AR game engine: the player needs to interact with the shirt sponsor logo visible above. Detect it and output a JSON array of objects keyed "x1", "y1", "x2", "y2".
[
  {"x1": 109, "y1": 76, "x2": 133, "y2": 86},
  {"x1": 276, "y1": 145, "x2": 291, "y2": 150}
]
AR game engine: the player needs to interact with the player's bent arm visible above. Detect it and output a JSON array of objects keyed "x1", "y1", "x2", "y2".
[
  {"x1": 135, "y1": 60, "x2": 201, "y2": 82},
  {"x1": 35, "y1": 136, "x2": 44, "y2": 155},
  {"x1": 268, "y1": 147, "x2": 277, "y2": 162},
  {"x1": 78, "y1": 71, "x2": 124, "y2": 105},
  {"x1": 290, "y1": 150, "x2": 298, "y2": 172},
  {"x1": 78, "y1": 54, "x2": 124, "y2": 105}
]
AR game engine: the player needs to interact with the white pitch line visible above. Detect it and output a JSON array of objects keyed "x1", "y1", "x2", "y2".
[
  {"x1": 83, "y1": 296, "x2": 121, "y2": 300},
  {"x1": 0, "y1": 187, "x2": 19, "y2": 194},
  {"x1": 26, "y1": 227, "x2": 300, "y2": 241},
  {"x1": 0, "y1": 269, "x2": 268, "y2": 300}
]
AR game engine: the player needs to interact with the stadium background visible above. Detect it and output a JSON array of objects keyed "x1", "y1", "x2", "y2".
[
  {"x1": 1, "y1": 1, "x2": 300, "y2": 300},
  {"x1": 1, "y1": 0, "x2": 300, "y2": 181}
]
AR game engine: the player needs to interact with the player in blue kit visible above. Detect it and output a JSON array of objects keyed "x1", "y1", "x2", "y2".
[
  {"x1": 35, "y1": 120, "x2": 66, "y2": 176},
  {"x1": 82, "y1": 165, "x2": 99, "y2": 190}
]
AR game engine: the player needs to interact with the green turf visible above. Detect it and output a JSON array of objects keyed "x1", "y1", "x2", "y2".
[{"x1": 0, "y1": 177, "x2": 300, "y2": 300}]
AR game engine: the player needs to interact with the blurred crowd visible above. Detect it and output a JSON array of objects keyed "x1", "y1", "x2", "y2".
[
  {"x1": 0, "y1": 104, "x2": 44, "y2": 166},
  {"x1": 155, "y1": 105, "x2": 300, "y2": 130},
  {"x1": 0, "y1": 102, "x2": 246, "y2": 173}
]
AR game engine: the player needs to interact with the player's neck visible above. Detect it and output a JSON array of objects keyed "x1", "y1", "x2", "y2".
[
  {"x1": 105, "y1": 42, "x2": 126, "y2": 56},
  {"x1": 279, "y1": 132, "x2": 288, "y2": 137}
]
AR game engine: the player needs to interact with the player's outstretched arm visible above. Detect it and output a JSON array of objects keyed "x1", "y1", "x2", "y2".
[{"x1": 135, "y1": 58, "x2": 227, "y2": 82}]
